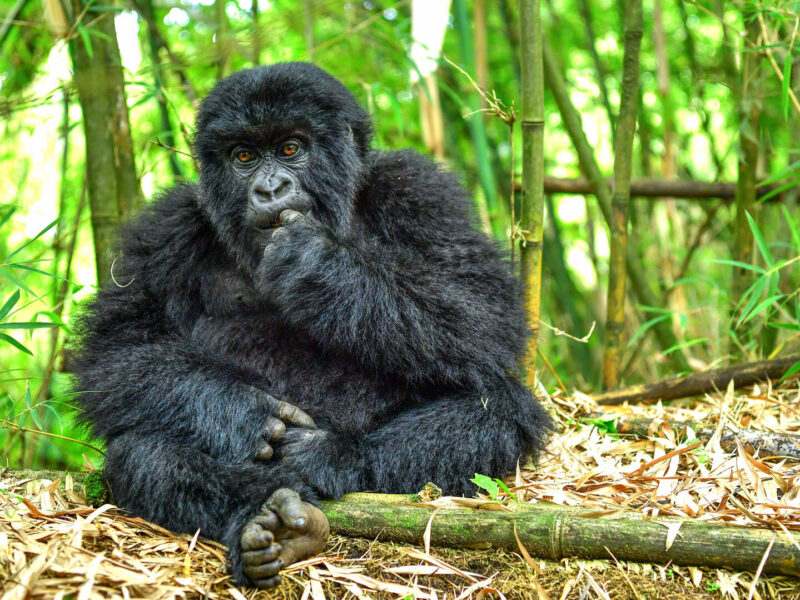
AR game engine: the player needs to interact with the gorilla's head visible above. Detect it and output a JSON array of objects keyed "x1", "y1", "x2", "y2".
[{"x1": 195, "y1": 63, "x2": 373, "y2": 266}]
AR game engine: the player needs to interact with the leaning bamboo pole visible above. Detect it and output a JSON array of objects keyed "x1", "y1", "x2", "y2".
[
  {"x1": 592, "y1": 353, "x2": 800, "y2": 405},
  {"x1": 518, "y1": 0, "x2": 545, "y2": 386},
  {"x1": 602, "y1": 0, "x2": 642, "y2": 389}
]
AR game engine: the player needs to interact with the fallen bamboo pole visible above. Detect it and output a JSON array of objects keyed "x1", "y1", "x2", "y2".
[
  {"x1": 592, "y1": 354, "x2": 800, "y2": 405},
  {"x1": 6, "y1": 470, "x2": 800, "y2": 577},
  {"x1": 321, "y1": 495, "x2": 800, "y2": 577}
]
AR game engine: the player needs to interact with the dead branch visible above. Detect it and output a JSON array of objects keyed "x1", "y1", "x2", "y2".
[{"x1": 592, "y1": 354, "x2": 800, "y2": 406}]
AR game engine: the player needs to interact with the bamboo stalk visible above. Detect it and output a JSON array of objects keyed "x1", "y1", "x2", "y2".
[
  {"x1": 65, "y1": 0, "x2": 143, "y2": 285},
  {"x1": 321, "y1": 498, "x2": 800, "y2": 577},
  {"x1": 602, "y1": 0, "x2": 642, "y2": 389},
  {"x1": 592, "y1": 354, "x2": 800, "y2": 405},
  {"x1": 452, "y1": 0, "x2": 506, "y2": 238},
  {"x1": 588, "y1": 413, "x2": 800, "y2": 460},
  {"x1": 542, "y1": 40, "x2": 691, "y2": 375},
  {"x1": 731, "y1": 8, "x2": 762, "y2": 358},
  {"x1": 537, "y1": 177, "x2": 785, "y2": 201},
  {"x1": 519, "y1": 0, "x2": 545, "y2": 386}
]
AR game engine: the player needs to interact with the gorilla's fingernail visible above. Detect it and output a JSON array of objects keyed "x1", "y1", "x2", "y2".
[
  {"x1": 280, "y1": 210, "x2": 301, "y2": 223},
  {"x1": 294, "y1": 517, "x2": 306, "y2": 528}
]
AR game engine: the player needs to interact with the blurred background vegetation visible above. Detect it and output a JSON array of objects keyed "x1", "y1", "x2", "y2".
[{"x1": 0, "y1": 0, "x2": 798, "y2": 470}]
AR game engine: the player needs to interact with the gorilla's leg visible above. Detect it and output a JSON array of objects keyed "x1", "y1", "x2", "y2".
[
  {"x1": 240, "y1": 488, "x2": 329, "y2": 588},
  {"x1": 278, "y1": 376, "x2": 551, "y2": 498},
  {"x1": 104, "y1": 433, "x2": 325, "y2": 587}
]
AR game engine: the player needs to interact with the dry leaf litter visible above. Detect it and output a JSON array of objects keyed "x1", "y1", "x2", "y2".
[{"x1": 3, "y1": 379, "x2": 800, "y2": 599}]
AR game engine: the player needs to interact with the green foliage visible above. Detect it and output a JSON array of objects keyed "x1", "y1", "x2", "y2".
[
  {"x1": 0, "y1": 0, "x2": 799, "y2": 469},
  {"x1": 470, "y1": 473, "x2": 516, "y2": 502}
]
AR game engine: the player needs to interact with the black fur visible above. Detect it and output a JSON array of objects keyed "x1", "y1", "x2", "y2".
[{"x1": 73, "y1": 62, "x2": 551, "y2": 585}]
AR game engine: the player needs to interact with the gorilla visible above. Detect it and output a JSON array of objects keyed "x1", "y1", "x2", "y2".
[{"x1": 73, "y1": 62, "x2": 551, "y2": 588}]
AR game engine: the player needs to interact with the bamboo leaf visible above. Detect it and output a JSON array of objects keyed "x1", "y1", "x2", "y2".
[
  {"x1": 0, "y1": 333, "x2": 33, "y2": 355},
  {"x1": 78, "y1": 25, "x2": 94, "y2": 59},
  {"x1": 628, "y1": 315, "x2": 670, "y2": 347},
  {"x1": 5, "y1": 219, "x2": 58, "y2": 262},
  {"x1": 0, "y1": 322, "x2": 58, "y2": 330},
  {"x1": 746, "y1": 211, "x2": 774, "y2": 267},
  {"x1": 782, "y1": 53, "x2": 792, "y2": 120},
  {"x1": 663, "y1": 337, "x2": 708, "y2": 356},
  {"x1": 712, "y1": 259, "x2": 766, "y2": 274},
  {"x1": 740, "y1": 294, "x2": 785, "y2": 325},
  {"x1": 0, "y1": 290, "x2": 20, "y2": 320},
  {"x1": 782, "y1": 205, "x2": 800, "y2": 250},
  {"x1": 0, "y1": 268, "x2": 40, "y2": 299},
  {"x1": 0, "y1": 207, "x2": 16, "y2": 229},
  {"x1": 736, "y1": 277, "x2": 768, "y2": 324},
  {"x1": 7, "y1": 263, "x2": 69, "y2": 281},
  {"x1": 782, "y1": 360, "x2": 800, "y2": 381}
]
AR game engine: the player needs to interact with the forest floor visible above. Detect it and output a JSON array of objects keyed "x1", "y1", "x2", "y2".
[{"x1": 3, "y1": 378, "x2": 800, "y2": 599}]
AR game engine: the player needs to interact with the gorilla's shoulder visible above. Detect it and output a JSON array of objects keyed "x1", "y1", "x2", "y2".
[
  {"x1": 114, "y1": 183, "x2": 216, "y2": 289},
  {"x1": 358, "y1": 150, "x2": 477, "y2": 241},
  {"x1": 118, "y1": 183, "x2": 211, "y2": 257}
]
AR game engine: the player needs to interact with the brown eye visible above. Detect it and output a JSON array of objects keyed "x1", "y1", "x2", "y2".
[
  {"x1": 234, "y1": 149, "x2": 254, "y2": 163},
  {"x1": 280, "y1": 142, "x2": 299, "y2": 157}
]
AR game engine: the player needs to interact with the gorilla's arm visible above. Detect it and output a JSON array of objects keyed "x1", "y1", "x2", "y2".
[
  {"x1": 260, "y1": 152, "x2": 525, "y2": 388},
  {"x1": 74, "y1": 187, "x2": 310, "y2": 462}
]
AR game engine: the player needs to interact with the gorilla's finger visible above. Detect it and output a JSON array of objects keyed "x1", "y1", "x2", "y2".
[
  {"x1": 266, "y1": 396, "x2": 316, "y2": 428},
  {"x1": 279, "y1": 209, "x2": 303, "y2": 224},
  {"x1": 266, "y1": 488, "x2": 308, "y2": 530},
  {"x1": 251, "y1": 512, "x2": 280, "y2": 531},
  {"x1": 241, "y1": 523, "x2": 274, "y2": 551},
  {"x1": 243, "y1": 558, "x2": 284, "y2": 579},
  {"x1": 242, "y1": 544, "x2": 282, "y2": 565},
  {"x1": 253, "y1": 574, "x2": 282, "y2": 588},
  {"x1": 255, "y1": 442, "x2": 273, "y2": 461},
  {"x1": 265, "y1": 416, "x2": 287, "y2": 439},
  {"x1": 270, "y1": 227, "x2": 290, "y2": 243}
]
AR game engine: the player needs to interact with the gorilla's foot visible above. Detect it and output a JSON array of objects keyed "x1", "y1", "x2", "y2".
[{"x1": 240, "y1": 488, "x2": 330, "y2": 588}]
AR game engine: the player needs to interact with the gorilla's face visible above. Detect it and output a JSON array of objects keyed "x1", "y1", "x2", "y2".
[
  {"x1": 229, "y1": 135, "x2": 313, "y2": 239},
  {"x1": 194, "y1": 62, "x2": 373, "y2": 268}
]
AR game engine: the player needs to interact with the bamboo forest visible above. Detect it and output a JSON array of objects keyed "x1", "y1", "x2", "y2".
[{"x1": 1, "y1": 0, "x2": 800, "y2": 598}]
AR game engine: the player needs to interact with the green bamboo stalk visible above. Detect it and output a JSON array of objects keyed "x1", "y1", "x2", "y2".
[
  {"x1": 542, "y1": 40, "x2": 691, "y2": 376},
  {"x1": 518, "y1": 0, "x2": 545, "y2": 386},
  {"x1": 602, "y1": 0, "x2": 642, "y2": 389},
  {"x1": 67, "y1": 0, "x2": 142, "y2": 285},
  {"x1": 731, "y1": 9, "x2": 761, "y2": 358},
  {"x1": 321, "y1": 497, "x2": 800, "y2": 577},
  {"x1": 452, "y1": 0, "x2": 506, "y2": 239}
]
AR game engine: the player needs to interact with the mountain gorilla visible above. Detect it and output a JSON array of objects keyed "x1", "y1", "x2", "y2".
[{"x1": 74, "y1": 62, "x2": 551, "y2": 588}]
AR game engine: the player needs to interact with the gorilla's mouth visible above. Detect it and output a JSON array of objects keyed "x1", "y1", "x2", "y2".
[{"x1": 253, "y1": 214, "x2": 283, "y2": 231}]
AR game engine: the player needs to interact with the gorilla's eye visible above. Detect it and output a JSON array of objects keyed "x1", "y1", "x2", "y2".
[
  {"x1": 234, "y1": 149, "x2": 255, "y2": 164},
  {"x1": 280, "y1": 142, "x2": 300, "y2": 157}
]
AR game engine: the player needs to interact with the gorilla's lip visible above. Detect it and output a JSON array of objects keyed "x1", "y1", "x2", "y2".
[{"x1": 251, "y1": 214, "x2": 283, "y2": 231}]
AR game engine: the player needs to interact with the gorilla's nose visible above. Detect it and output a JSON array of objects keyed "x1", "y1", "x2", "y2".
[{"x1": 252, "y1": 174, "x2": 294, "y2": 205}]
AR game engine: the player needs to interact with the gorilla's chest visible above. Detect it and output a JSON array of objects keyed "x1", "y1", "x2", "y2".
[{"x1": 190, "y1": 313, "x2": 404, "y2": 434}]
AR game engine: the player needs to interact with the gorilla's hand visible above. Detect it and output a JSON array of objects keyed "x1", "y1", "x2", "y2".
[
  {"x1": 240, "y1": 488, "x2": 329, "y2": 588},
  {"x1": 257, "y1": 209, "x2": 341, "y2": 305},
  {"x1": 247, "y1": 386, "x2": 316, "y2": 462}
]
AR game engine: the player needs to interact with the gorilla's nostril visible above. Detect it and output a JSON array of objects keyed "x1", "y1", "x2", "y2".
[{"x1": 273, "y1": 178, "x2": 292, "y2": 200}]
